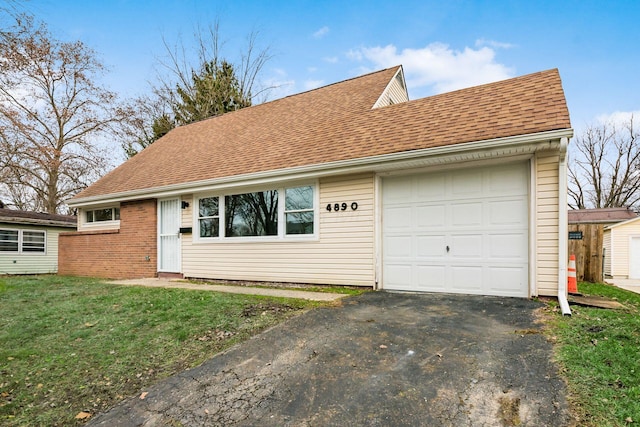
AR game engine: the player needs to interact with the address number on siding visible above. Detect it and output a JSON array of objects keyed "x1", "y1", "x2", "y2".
[{"x1": 326, "y1": 202, "x2": 358, "y2": 212}]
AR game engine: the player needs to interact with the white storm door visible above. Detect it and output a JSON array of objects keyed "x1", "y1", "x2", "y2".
[
  {"x1": 629, "y1": 237, "x2": 640, "y2": 279},
  {"x1": 158, "y1": 198, "x2": 181, "y2": 272}
]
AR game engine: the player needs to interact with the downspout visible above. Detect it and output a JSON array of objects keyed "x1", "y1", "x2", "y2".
[{"x1": 558, "y1": 137, "x2": 571, "y2": 315}]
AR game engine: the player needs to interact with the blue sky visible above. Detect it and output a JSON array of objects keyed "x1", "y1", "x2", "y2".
[{"x1": 21, "y1": 0, "x2": 640, "y2": 133}]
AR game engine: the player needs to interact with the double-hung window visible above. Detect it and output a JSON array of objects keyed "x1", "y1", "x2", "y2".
[
  {"x1": 0, "y1": 229, "x2": 19, "y2": 252},
  {"x1": 284, "y1": 186, "x2": 314, "y2": 235},
  {"x1": 196, "y1": 184, "x2": 316, "y2": 240},
  {"x1": 0, "y1": 229, "x2": 45, "y2": 254},
  {"x1": 198, "y1": 197, "x2": 219, "y2": 238}
]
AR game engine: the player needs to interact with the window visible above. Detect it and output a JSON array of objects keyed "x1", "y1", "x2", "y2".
[
  {"x1": 22, "y1": 231, "x2": 45, "y2": 252},
  {"x1": 196, "y1": 184, "x2": 316, "y2": 240},
  {"x1": 198, "y1": 197, "x2": 219, "y2": 238},
  {"x1": 225, "y1": 190, "x2": 278, "y2": 237},
  {"x1": 0, "y1": 229, "x2": 45, "y2": 253},
  {"x1": 86, "y1": 207, "x2": 120, "y2": 223},
  {"x1": 0, "y1": 229, "x2": 19, "y2": 252},
  {"x1": 285, "y1": 186, "x2": 314, "y2": 235}
]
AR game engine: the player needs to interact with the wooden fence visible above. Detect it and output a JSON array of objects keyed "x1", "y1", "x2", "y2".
[{"x1": 568, "y1": 223, "x2": 604, "y2": 282}]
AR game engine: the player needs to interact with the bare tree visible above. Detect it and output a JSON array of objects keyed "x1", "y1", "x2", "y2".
[
  {"x1": 568, "y1": 115, "x2": 640, "y2": 209},
  {"x1": 121, "y1": 21, "x2": 275, "y2": 157},
  {"x1": 0, "y1": 15, "x2": 128, "y2": 213}
]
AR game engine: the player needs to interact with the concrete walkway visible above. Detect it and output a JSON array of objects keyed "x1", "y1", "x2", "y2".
[
  {"x1": 107, "y1": 278, "x2": 347, "y2": 302},
  {"x1": 606, "y1": 278, "x2": 640, "y2": 295}
]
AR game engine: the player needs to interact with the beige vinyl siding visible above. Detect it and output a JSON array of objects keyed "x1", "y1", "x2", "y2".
[
  {"x1": 609, "y1": 219, "x2": 640, "y2": 277},
  {"x1": 603, "y1": 229, "x2": 612, "y2": 276},
  {"x1": 0, "y1": 224, "x2": 64, "y2": 274},
  {"x1": 535, "y1": 152, "x2": 560, "y2": 296},
  {"x1": 181, "y1": 174, "x2": 376, "y2": 286},
  {"x1": 373, "y1": 72, "x2": 409, "y2": 108}
]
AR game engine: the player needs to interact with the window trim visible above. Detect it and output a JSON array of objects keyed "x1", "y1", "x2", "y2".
[
  {"x1": 81, "y1": 206, "x2": 121, "y2": 229},
  {"x1": 194, "y1": 182, "x2": 318, "y2": 243},
  {"x1": 0, "y1": 228, "x2": 46, "y2": 255},
  {"x1": 197, "y1": 196, "x2": 220, "y2": 238}
]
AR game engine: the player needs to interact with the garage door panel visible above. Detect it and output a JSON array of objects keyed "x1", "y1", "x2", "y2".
[
  {"x1": 489, "y1": 199, "x2": 528, "y2": 225},
  {"x1": 417, "y1": 205, "x2": 446, "y2": 228},
  {"x1": 451, "y1": 266, "x2": 483, "y2": 291},
  {"x1": 384, "y1": 206, "x2": 412, "y2": 230},
  {"x1": 384, "y1": 235, "x2": 413, "y2": 257},
  {"x1": 416, "y1": 173, "x2": 446, "y2": 198},
  {"x1": 489, "y1": 233, "x2": 528, "y2": 258},
  {"x1": 417, "y1": 235, "x2": 446, "y2": 257},
  {"x1": 384, "y1": 264, "x2": 413, "y2": 289},
  {"x1": 452, "y1": 202, "x2": 482, "y2": 226},
  {"x1": 489, "y1": 164, "x2": 528, "y2": 195},
  {"x1": 416, "y1": 265, "x2": 446, "y2": 290},
  {"x1": 452, "y1": 170, "x2": 482, "y2": 197},
  {"x1": 382, "y1": 162, "x2": 529, "y2": 297},
  {"x1": 382, "y1": 176, "x2": 413, "y2": 202},
  {"x1": 450, "y1": 234, "x2": 483, "y2": 258},
  {"x1": 488, "y1": 267, "x2": 528, "y2": 295}
]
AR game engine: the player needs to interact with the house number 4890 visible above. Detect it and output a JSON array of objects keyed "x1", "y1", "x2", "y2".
[{"x1": 326, "y1": 202, "x2": 358, "y2": 212}]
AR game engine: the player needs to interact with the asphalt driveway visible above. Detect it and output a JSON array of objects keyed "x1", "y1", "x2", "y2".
[{"x1": 88, "y1": 292, "x2": 571, "y2": 426}]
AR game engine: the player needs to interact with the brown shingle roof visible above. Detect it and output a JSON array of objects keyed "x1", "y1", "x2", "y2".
[
  {"x1": 74, "y1": 66, "x2": 571, "y2": 201},
  {"x1": 0, "y1": 208, "x2": 77, "y2": 228},
  {"x1": 568, "y1": 208, "x2": 638, "y2": 224}
]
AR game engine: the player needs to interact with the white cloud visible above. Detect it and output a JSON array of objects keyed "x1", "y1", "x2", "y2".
[
  {"x1": 596, "y1": 110, "x2": 640, "y2": 126},
  {"x1": 307, "y1": 66, "x2": 318, "y2": 73},
  {"x1": 259, "y1": 69, "x2": 296, "y2": 102},
  {"x1": 475, "y1": 38, "x2": 515, "y2": 49},
  {"x1": 346, "y1": 49, "x2": 363, "y2": 61},
  {"x1": 313, "y1": 26, "x2": 330, "y2": 39},
  {"x1": 348, "y1": 42, "x2": 515, "y2": 95},
  {"x1": 323, "y1": 56, "x2": 338, "y2": 63},
  {"x1": 304, "y1": 79, "x2": 325, "y2": 91}
]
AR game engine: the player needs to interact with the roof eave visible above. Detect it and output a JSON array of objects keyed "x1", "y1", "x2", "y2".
[
  {"x1": 0, "y1": 216, "x2": 77, "y2": 228},
  {"x1": 69, "y1": 128, "x2": 574, "y2": 208}
]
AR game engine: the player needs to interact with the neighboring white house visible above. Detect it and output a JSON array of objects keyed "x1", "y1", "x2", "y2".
[
  {"x1": 60, "y1": 66, "x2": 574, "y2": 299},
  {"x1": 0, "y1": 208, "x2": 77, "y2": 274},
  {"x1": 604, "y1": 216, "x2": 640, "y2": 279}
]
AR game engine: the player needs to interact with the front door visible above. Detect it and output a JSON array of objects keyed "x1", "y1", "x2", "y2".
[{"x1": 158, "y1": 198, "x2": 181, "y2": 272}]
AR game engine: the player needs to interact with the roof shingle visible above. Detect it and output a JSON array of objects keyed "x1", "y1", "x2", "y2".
[{"x1": 74, "y1": 66, "x2": 571, "y2": 201}]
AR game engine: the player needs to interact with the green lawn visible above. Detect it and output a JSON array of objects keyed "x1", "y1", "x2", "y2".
[
  {"x1": 547, "y1": 282, "x2": 640, "y2": 426},
  {"x1": 0, "y1": 275, "x2": 324, "y2": 426}
]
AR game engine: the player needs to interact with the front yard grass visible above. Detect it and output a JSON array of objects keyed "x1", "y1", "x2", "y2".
[
  {"x1": 0, "y1": 275, "x2": 324, "y2": 426},
  {"x1": 547, "y1": 282, "x2": 640, "y2": 426}
]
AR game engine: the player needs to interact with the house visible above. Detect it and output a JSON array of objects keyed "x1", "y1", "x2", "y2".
[
  {"x1": 59, "y1": 66, "x2": 573, "y2": 300},
  {"x1": 567, "y1": 207, "x2": 637, "y2": 282},
  {"x1": 1, "y1": 208, "x2": 76, "y2": 274},
  {"x1": 604, "y1": 215, "x2": 640, "y2": 279}
]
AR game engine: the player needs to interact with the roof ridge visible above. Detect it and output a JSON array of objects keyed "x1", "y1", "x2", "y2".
[
  {"x1": 402, "y1": 68, "x2": 561, "y2": 105},
  {"x1": 167, "y1": 65, "x2": 403, "y2": 131}
]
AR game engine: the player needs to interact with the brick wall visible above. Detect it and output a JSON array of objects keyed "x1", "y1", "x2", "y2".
[{"x1": 58, "y1": 199, "x2": 158, "y2": 279}]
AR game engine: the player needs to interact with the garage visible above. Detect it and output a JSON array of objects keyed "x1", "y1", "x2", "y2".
[{"x1": 382, "y1": 162, "x2": 530, "y2": 297}]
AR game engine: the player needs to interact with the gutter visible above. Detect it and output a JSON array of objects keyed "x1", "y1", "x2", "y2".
[
  {"x1": 69, "y1": 128, "x2": 574, "y2": 208},
  {"x1": 557, "y1": 137, "x2": 571, "y2": 316}
]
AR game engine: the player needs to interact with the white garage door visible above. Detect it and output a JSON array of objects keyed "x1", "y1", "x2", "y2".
[{"x1": 382, "y1": 163, "x2": 529, "y2": 297}]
